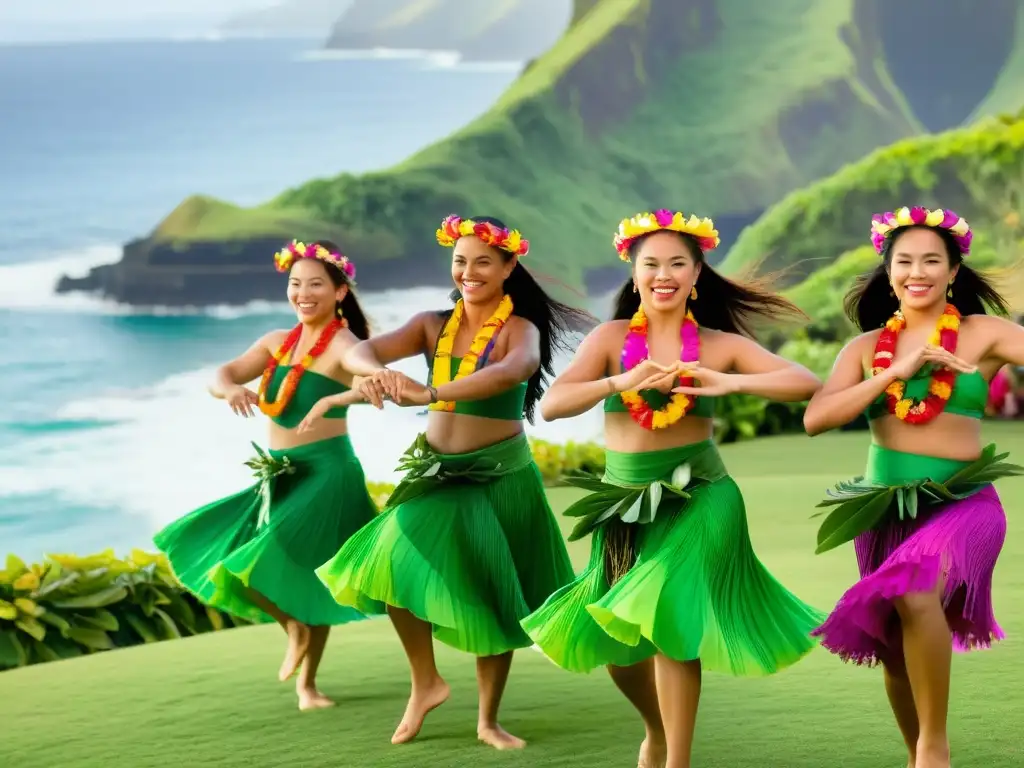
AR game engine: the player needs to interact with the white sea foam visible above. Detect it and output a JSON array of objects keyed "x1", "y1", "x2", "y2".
[{"x1": 0, "y1": 285, "x2": 602, "y2": 533}]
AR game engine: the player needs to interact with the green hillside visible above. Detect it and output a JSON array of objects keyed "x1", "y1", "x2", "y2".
[
  {"x1": 76, "y1": 0, "x2": 1024, "y2": 306},
  {"x1": 723, "y1": 110, "x2": 1024, "y2": 341}
]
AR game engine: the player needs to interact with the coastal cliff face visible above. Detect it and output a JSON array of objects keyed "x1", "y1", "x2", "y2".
[
  {"x1": 219, "y1": 0, "x2": 353, "y2": 37},
  {"x1": 59, "y1": 0, "x2": 1024, "y2": 307},
  {"x1": 323, "y1": 0, "x2": 572, "y2": 61}
]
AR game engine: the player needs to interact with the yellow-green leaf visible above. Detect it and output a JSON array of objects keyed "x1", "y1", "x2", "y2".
[
  {"x1": 14, "y1": 598, "x2": 44, "y2": 617},
  {"x1": 206, "y1": 606, "x2": 225, "y2": 632},
  {"x1": 12, "y1": 570, "x2": 41, "y2": 591},
  {"x1": 5, "y1": 554, "x2": 27, "y2": 577},
  {"x1": 50, "y1": 585, "x2": 128, "y2": 610},
  {"x1": 14, "y1": 617, "x2": 47, "y2": 642},
  {"x1": 0, "y1": 598, "x2": 17, "y2": 621},
  {"x1": 0, "y1": 629, "x2": 27, "y2": 668}
]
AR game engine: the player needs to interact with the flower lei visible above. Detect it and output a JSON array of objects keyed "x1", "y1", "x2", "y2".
[
  {"x1": 619, "y1": 306, "x2": 700, "y2": 429},
  {"x1": 428, "y1": 295, "x2": 515, "y2": 412},
  {"x1": 870, "y1": 206, "x2": 972, "y2": 257},
  {"x1": 273, "y1": 240, "x2": 357, "y2": 280},
  {"x1": 613, "y1": 209, "x2": 719, "y2": 261},
  {"x1": 258, "y1": 319, "x2": 343, "y2": 418},
  {"x1": 872, "y1": 304, "x2": 961, "y2": 424},
  {"x1": 435, "y1": 214, "x2": 529, "y2": 257}
]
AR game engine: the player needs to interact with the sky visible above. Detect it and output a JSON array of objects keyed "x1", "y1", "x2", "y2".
[{"x1": 0, "y1": 1, "x2": 279, "y2": 41}]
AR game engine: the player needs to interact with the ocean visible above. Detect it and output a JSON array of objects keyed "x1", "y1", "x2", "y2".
[{"x1": 0, "y1": 38, "x2": 603, "y2": 561}]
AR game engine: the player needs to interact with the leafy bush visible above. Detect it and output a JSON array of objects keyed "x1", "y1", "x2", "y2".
[{"x1": 0, "y1": 550, "x2": 256, "y2": 671}]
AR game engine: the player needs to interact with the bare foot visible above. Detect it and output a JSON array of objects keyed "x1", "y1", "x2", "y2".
[
  {"x1": 391, "y1": 678, "x2": 450, "y2": 744},
  {"x1": 477, "y1": 724, "x2": 526, "y2": 750},
  {"x1": 298, "y1": 688, "x2": 336, "y2": 711},
  {"x1": 278, "y1": 620, "x2": 311, "y2": 682},
  {"x1": 638, "y1": 735, "x2": 668, "y2": 767},
  {"x1": 915, "y1": 743, "x2": 950, "y2": 768}
]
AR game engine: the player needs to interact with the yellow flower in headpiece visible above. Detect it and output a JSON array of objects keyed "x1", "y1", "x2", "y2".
[{"x1": 613, "y1": 209, "x2": 720, "y2": 262}]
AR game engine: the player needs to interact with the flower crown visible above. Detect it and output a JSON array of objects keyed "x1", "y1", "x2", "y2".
[
  {"x1": 273, "y1": 240, "x2": 356, "y2": 280},
  {"x1": 435, "y1": 214, "x2": 529, "y2": 257},
  {"x1": 870, "y1": 206, "x2": 973, "y2": 257},
  {"x1": 613, "y1": 209, "x2": 720, "y2": 262}
]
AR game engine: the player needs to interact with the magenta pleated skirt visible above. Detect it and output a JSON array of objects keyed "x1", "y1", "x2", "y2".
[{"x1": 812, "y1": 445, "x2": 1008, "y2": 666}]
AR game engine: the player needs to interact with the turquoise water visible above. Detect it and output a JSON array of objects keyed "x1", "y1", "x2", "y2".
[{"x1": 0, "y1": 38, "x2": 601, "y2": 561}]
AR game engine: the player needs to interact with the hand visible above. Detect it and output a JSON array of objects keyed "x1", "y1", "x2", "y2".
[
  {"x1": 226, "y1": 385, "x2": 260, "y2": 418},
  {"x1": 887, "y1": 344, "x2": 977, "y2": 381},
  {"x1": 396, "y1": 383, "x2": 433, "y2": 408},
  {"x1": 357, "y1": 376, "x2": 388, "y2": 409},
  {"x1": 610, "y1": 359, "x2": 676, "y2": 394},
  {"x1": 296, "y1": 397, "x2": 333, "y2": 434},
  {"x1": 669, "y1": 363, "x2": 739, "y2": 396},
  {"x1": 368, "y1": 368, "x2": 417, "y2": 404}
]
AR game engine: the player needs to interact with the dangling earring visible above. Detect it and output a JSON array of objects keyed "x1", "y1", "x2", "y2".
[
  {"x1": 690, "y1": 285, "x2": 698, "y2": 301},
  {"x1": 632, "y1": 283, "x2": 638, "y2": 293},
  {"x1": 947, "y1": 280, "x2": 954, "y2": 298},
  {"x1": 336, "y1": 305, "x2": 344, "y2": 318}
]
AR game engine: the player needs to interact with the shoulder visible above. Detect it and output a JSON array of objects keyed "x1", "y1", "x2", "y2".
[
  {"x1": 258, "y1": 328, "x2": 291, "y2": 350},
  {"x1": 591, "y1": 319, "x2": 630, "y2": 341},
  {"x1": 963, "y1": 313, "x2": 1014, "y2": 334}
]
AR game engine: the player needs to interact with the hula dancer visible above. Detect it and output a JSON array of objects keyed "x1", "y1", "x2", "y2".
[
  {"x1": 520, "y1": 210, "x2": 826, "y2": 768},
  {"x1": 310, "y1": 215, "x2": 592, "y2": 750},
  {"x1": 804, "y1": 207, "x2": 1024, "y2": 768},
  {"x1": 153, "y1": 240, "x2": 380, "y2": 711}
]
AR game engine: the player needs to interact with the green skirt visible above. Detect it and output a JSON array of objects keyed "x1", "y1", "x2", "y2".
[
  {"x1": 316, "y1": 432, "x2": 575, "y2": 657},
  {"x1": 521, "y1": 440, "x2": 826, "y2": 675},
  {"x1": 153, "y1": 435, "x2": 379, "y2": 626}
]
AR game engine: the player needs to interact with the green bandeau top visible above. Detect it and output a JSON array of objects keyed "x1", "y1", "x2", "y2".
[
  {"x1": 430, "y1": 356, "x2": 527, "y2": 421},
  {"x1": 264, "y1": 365, "x2": 350, "y2": 429},
  {"x1": 865, "y1": 367, "x2": 988, "y2": 421},
  {"x1": 603, "y1": 375, "x2": 715, "y2": 418}
]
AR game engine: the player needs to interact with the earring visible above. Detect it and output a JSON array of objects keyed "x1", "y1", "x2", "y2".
[
  {"x1": 947, "y1": 281, "x2": 954, "y2": 298},
  {"x1": 690, "y1": 285, "x2": 698, "y2": 300},
  {"x1": 632, "y1": 283, "x2": 638, "y2": 293},
  {"x1": 890, "y1": 286, "x2": 896, "y2": 297}
]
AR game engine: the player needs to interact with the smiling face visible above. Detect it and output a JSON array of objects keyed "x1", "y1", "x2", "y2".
[
  {"x1": 451, "y1": 234, "x2": 515, "y2": 305},
  {"x1": 887, "y1": 227, "x2": 959, "y2": 311},
  {"x1": 632, "y1": 231, "x2": 702, "y2": 312},
  {"x1": 287, "y1": 258, "x2": 348, "y2": 323}
]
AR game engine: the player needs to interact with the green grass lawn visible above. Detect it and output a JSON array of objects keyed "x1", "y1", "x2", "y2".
[{"x1": 2, "y1": 426, "x2": 1023, "y2": 767}]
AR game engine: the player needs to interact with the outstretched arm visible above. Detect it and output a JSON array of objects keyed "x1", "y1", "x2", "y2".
[
  {"x1": 803, "y1": 336, "x2": 897, "y2": 436},
  {"x1": 208, "y1": 332, "x2": 277, "y2": 399},
  {"x1": 539, "y1": 324, "x2": 617, "y2": 421},
  {"x1": 342, "y1": 312, "x2": 432, "y2": 376},
  {"x1": 724, "y1": 334, "x2": 823, "y2": 402},
  {"x1": 433, "y1": 319, "x2": 540, "y2": 403},
  {"x1": 989, "y1": 316, "x2": 1024, "y2": 367}
]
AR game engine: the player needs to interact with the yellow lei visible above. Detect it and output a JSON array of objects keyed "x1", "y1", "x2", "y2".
[{"x1": 429, "y1": 295, "x2": 515, "y2": 412}]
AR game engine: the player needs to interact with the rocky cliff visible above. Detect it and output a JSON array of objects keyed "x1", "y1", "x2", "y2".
[
  {"x1": 59, "y1": 0, "x2": 1024, "y2": 307},
  {"x1": 219, "y1": 0, "x2": 353, "y2": 37},
  {"x1": 323, "y1": 0, "x2": 571, "y2": 61}
]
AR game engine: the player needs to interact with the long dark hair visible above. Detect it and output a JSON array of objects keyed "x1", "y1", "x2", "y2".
[
  {"x1": 611, "y1": 231, "x2": 803, "y2": 335},
  {"x1": 843, "y1": 226, "x2": 1009, "y2": 331},
  {"x1": 446, "y1": 216, "x2": 596, "y2": 423},
  {"x1": 309, "y1": 239, "x2": 371, "y2": 341}
]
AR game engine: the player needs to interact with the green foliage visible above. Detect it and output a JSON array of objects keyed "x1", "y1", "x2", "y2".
[
  {"x1": 721, "y1": 113, "x2": 1024, "y2": 281},
  {"x1": 0, "y1": 550, "x2": 256, "y2": 671}
]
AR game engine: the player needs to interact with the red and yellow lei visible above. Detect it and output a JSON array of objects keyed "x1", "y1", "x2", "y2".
[
  {"x1": 619, "y1": 307, "x2": 700, "y2": 430},
  {"x1": 258, "y1": 319, "x2": 343, "y2": 418},
  {"x1": 429, "y1": 295, "x2": 515, "y2": 412},
  {"x1": 872, "y1": 303, "x2": 961, "y2": 424}
]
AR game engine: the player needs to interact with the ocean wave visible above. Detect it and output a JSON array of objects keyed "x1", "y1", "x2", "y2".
[
  {"x1": 0, "y1": 351, "x2": 601, "y2": 531},
  {"x1": 0, "y1": 244, "x2": 461, "y2": 320}
]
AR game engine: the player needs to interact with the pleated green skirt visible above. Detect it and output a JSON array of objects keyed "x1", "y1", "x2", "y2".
[
  {"x1": 522, "y1": 440, "x2": 826, "y2": 675},
  {"x1": 316, "y1": 432, "x2": 575, "y2": 657},
  {"x1": 153, "y1": 434, "x2": 379, "y2": 626}
]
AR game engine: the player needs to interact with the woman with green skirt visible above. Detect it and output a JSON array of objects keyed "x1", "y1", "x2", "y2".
[
  {"x1": 520, "y1": 210, "x2": 826, "y2": 768},
  {"x1": 153, "y1": 240, "x2": 380, "y2": 711},
  {"x1": 310, "y1": 214, "x2": 593, "y2": 750}
]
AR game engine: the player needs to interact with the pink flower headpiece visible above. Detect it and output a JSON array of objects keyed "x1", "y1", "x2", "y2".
[
  {"x1": 613, "y1": 209, "x2": 720, "y2": 261},
  {"x1": 435, "y1": 214, "x2": 529, "y2": 257},
  {"x1": 273, "y1": 240, "x2": 357, "y2": 281},
  {"x1": 870, "y1": 206, "x2": 973, "y2": 258}
]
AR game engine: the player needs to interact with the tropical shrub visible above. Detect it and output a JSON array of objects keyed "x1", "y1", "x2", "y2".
[{"x1": 0, "y1": 550, "x2": 256, "y2": 671}]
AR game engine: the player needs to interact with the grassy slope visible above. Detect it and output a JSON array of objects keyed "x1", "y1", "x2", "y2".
[
  {"x1": 2, "y1": 426, "x2": 1023, "y2": 768},
  {"x1": 720, "y1": 112, "x2": 1024, "y2": 282},
  {"x1": 153, "y1": 0, "x2": 922, "y2": 285}
]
